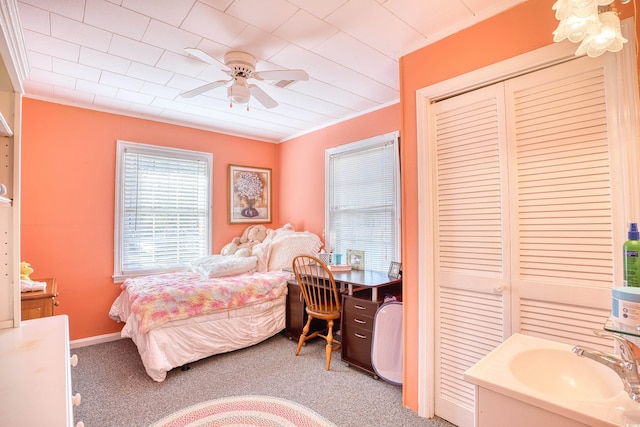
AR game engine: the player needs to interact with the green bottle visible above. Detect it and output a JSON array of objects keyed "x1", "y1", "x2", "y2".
[{"x1": 624, "y1": 223, "x2": 640, "y2": 287}]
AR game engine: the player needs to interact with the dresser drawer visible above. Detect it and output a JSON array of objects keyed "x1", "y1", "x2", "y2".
[
  {"x1": 341, "y1": 295, "x2": 382, "y2": 374},
  {"x1": 342, "y1": 296, "x2": 379, "y2": 317},
  {"x1": 341, "y1": 322, "x2": 375, "y2": 371},
  {"x1": 343, "y1": 309, "x2": 374, "y2": 331}
]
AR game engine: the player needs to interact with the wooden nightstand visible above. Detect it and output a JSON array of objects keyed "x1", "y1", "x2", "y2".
[{"x1": 20, "y1": 278, "x2": 58, "y2": 320}]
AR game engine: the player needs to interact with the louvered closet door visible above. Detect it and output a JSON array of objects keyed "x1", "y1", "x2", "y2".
[
  {"x1": 431, "y1": 54, "x2": 618, "y2": 427},
  {"x1": 505, "y1": 55, "x2": 614, "y2": 346},
  {"x1": 431, "y1": 83, "x2": 511, "y2": 427}
]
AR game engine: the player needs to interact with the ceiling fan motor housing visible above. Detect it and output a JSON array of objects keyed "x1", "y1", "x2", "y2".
[{"x1": 224, "y1": 51, "x2": 256, "y2": 78}]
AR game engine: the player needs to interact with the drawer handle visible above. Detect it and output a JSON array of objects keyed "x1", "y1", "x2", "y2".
[
  {"x1": 354, "y1": 333, "x2": 367, "y2": 339},
  {"x1": 72, "y1": 392, "x2": 82, "y2": 406},
  {"x1": 354, "y1": 305, "x2": 367, "y2": 310},
  {"x1": 70, "y1": 354, "x2": 78, "y2": 367},
  {"x1": 354, "y1": 318, "x2": 366, "y2": 324}
]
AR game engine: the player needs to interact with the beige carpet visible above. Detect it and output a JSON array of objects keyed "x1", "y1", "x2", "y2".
[{"x1": 149, "y1": 395, "x2": 336, "y2": 427}]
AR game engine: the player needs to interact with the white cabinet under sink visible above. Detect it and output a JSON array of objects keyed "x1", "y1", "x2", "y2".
[{"x1": 476, "y1": 387, "x2": 591, "y2": 427}]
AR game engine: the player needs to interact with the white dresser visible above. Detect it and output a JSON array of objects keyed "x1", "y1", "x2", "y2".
[{"x1": 0, "y1": 315, "x2": 81, "y2": 426}]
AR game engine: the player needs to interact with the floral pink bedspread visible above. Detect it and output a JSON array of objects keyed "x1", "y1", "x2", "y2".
[{"x1": 122, "y1": 271, "x2": 291, "y2": 333}]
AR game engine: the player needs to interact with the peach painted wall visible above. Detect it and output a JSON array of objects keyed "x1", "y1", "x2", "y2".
[
  {"x1": 397, "y1": 0, "x2": 638, "y2": 413},
  {"x1": 21, "y1": 98, "x2": 280, "y2": 340},
  {"x1": 277, "y1": 104, "x2": 400, "y2": 236},
  {"x1": 18, "y1": 0, "x2": 639, "y2": 416}
]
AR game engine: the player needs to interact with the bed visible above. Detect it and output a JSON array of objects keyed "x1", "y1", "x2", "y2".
[{"x1": 109, "y1": 226, "x2": 323, "y2": 382}]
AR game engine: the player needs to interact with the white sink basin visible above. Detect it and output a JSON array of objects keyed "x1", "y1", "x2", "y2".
[
  {"x1": 464, "y1": 333, "x2": 640, "y2": 427},
  {"x1": 509, "y1": 348, "x2": 623, "y2": 400}
]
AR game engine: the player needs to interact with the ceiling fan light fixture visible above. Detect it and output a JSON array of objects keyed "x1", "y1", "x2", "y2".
[{"x1": 227, "y1": 83, "x2": 251, "y2": 105}]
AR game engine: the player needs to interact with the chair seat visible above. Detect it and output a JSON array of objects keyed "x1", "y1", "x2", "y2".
[{"x1": 306, "y1": 309, "x2": 340, "y2": 320}]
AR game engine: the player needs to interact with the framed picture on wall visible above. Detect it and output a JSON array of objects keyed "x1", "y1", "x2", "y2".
[{"x1": 229, "y1": 164, "x2": 272, "y2": 224}]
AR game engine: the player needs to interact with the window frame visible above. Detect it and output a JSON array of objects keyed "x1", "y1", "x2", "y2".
[
  {"x1": 324, "y1": 131, "x2": 401, "y2": 272},
  {"x1": 113, "y1": 140, "x2": 212, "y2": 282}
]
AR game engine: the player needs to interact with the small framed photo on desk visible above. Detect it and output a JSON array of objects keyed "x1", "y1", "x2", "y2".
[
  {"x1": 346, "y1": 249, "x2": 365, "y2": 270},
  {"x1": 388, "y1": 261, "x2": 402, "y2": 279}
]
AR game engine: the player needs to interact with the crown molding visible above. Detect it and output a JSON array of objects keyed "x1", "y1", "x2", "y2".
[{"x1": 0, "y1": 0, "x2": 28, "y2": 93}]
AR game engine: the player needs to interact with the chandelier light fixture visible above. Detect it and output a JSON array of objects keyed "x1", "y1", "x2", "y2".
[{"x1": 552, "y1": 0, "x2": 631, "y2": 57}]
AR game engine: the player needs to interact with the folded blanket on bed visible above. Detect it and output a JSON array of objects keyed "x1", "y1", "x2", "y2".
[{"x1": 122, "y1": 271, "x2": 292, "y2": 333}]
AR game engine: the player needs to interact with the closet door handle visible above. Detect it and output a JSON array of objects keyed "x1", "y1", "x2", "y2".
[{"x1": 494, "y1": 284, "x2": 504, "y2": 294}]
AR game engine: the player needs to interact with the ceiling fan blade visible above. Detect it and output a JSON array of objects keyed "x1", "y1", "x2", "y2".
[
  {"x1": 180, "y1": 80, "x2": 229, "y2": 98},
  {"x1": 249, "y1": 84, "x2": 278, "y2": 109},
  {"x1": 255, "y1": 69, "x2": 309, "y2": 82},
  {"x1": 185, "y1": 48, "x2": 228, "y2": 70}
]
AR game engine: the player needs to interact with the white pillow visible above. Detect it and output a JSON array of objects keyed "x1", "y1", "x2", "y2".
[
  {"x1": 267, "y1": 232, "x2": 322, "y2": 271},
  {"x1": 191, "y1": 255, "x2": 257, "y2": 278},
  {"x1": 252, "y1": 241, "x2": 271, "y2": 272}
]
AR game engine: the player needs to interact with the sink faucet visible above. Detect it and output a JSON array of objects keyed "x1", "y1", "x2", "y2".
[{"x1": 573, "y1": 329, "x2": 640, "y2": 402}]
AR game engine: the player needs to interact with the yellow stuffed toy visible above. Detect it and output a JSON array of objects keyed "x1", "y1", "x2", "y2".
[{"x1": 20, "y1": 261, "x2": 34, "y2": 282}]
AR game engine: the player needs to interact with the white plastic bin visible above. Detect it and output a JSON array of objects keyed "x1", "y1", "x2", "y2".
[{"x1": 371, "y1": 301, "x2": 403, "y2": 384}]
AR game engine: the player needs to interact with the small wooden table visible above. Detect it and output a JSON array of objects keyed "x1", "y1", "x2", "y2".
[{"x1": 21, "y1": 278, "x2": 58, "y2": 320}]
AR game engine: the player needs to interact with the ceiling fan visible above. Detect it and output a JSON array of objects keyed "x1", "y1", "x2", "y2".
[{"x1": 181, "y1": 48, "x2": 309, "y2": 109}]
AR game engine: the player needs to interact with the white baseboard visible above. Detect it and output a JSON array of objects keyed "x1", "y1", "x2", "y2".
[{"x1": 70, "y1": 332, "x2": 122, "y2": 349}]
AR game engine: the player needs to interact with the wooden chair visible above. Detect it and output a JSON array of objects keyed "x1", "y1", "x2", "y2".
[{"x1": 292, "y1": 254, "x2": 342, "y2": 370}]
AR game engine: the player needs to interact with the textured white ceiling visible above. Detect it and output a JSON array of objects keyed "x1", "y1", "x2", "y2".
[{"x1": 16, "y1": 0, "x2": 525, "y2": 142}]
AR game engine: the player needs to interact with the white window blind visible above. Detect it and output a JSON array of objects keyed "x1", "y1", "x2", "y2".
[
  {"x1": 114, "y1": 141, "x2": 212, "y2": 280},
  {"x1": 326, "y1": 132, "x2": 401, "y2": 272}
]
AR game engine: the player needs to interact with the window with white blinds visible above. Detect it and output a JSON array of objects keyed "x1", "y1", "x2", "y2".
[
  {"x1": 114, "y1": 141, "x2": 212, "y2": 280},
  {"x1": 325, "y1": 132, "x2": 401, "y2": 272}
]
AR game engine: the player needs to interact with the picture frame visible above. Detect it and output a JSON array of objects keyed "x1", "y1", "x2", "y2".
[
  {"x1": 388, "y1": 261, "x2": 402, "y2": 279},
  {"x1": 346, "y1": 249, "x2": 365, "y2": 271},
  {"x1": 229, "y1": 164, "x2": 271, "y2": 224}
]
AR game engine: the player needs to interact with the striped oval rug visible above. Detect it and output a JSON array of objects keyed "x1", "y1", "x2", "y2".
[{"x1": 149, "y1": 395, "x2": 337, "y2": 427}]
